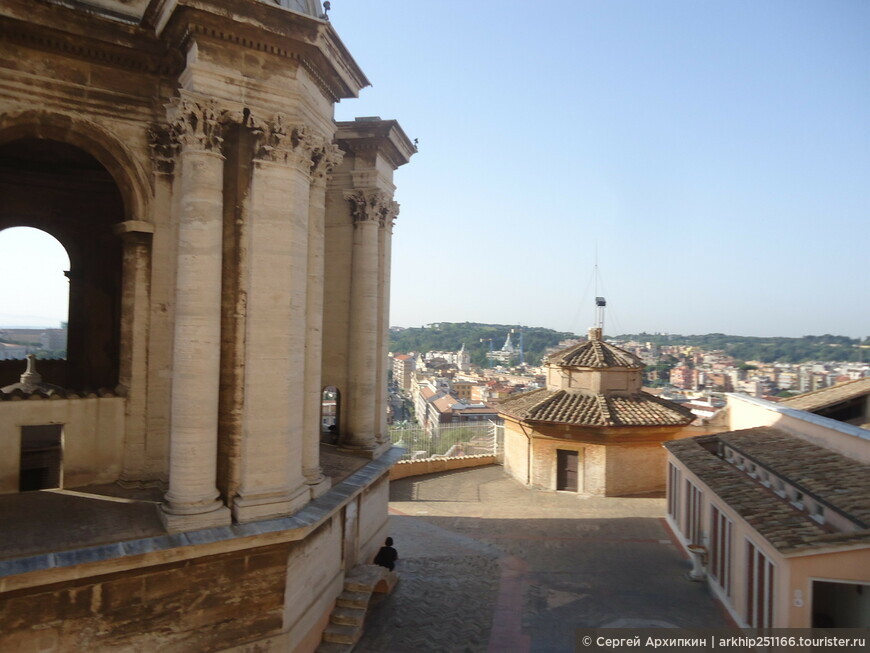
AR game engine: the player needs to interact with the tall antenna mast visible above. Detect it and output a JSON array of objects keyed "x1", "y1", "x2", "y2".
[
  {"x1": 592, "y1": 246, "x2": 605, "y2": 332},
  {"x1": 595, "y1": 296, "x2": 606, "y2": 331}
]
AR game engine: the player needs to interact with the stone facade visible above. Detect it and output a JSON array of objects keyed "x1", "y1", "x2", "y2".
[{"x1": 0, "y1": 1, "x2": 413, "y2": 650}]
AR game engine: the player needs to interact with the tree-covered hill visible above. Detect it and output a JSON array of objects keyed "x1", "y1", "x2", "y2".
[
  {"x1": 390, "y1": 322, "x2": 579, "y2": 367},
  {"x1": 615, "y1": 333, "x2": 869, "y2": 364}
]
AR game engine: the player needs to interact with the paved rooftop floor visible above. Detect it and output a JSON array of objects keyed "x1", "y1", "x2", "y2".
[
  {"x1": 356, "y1": 465, "x2": 731, "y2": 653},
  {"x1": 0, "y1": 444, "x2": 369, "y2": 560}
]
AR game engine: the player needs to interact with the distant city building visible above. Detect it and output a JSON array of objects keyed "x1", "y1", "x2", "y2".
[
  {"x1": 39, "y1": 328, "x2": 68, "y2": 352},
  {"x1": 0, "y1": 343, "x2": 27, "y2": 360},
  {"x1": 392, "y1": 353, "x2": 416, "y2": 391}
]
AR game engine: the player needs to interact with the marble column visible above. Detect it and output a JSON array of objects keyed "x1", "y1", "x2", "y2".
[
  {"x1": 376, "y1": 202, "x2": 399, "y2": 443},
  {"x1": 342, "y1": 190, "x2": 387, "y2": 450},
  {"x1": 160, "y1": 98, "x2": 231, "y2": 532},
  {"x1": 232, "y1": 116, "x2": 314, "y2": 522},
  {"x1": 302, "y1": 140, "x2": 343, "y2": 497}
]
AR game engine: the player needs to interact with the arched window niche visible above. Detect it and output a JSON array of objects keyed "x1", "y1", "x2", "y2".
[
  {"x1": 0, "y1": 138, "x2": 124, "y2": 391},
  {"x1": 0, "y1": 227, "x2": 70, "y2": 366}
]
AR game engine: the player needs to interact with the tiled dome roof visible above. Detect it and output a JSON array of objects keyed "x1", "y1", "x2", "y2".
[
  {"x1": 547, "y1": 333, "x2": 642, "y2": 369},
  {"x1": 499, "y1": 388, "x2": 694, "y2": 427}
]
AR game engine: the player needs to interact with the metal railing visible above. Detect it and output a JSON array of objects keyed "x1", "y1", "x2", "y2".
[{"x1": 390, "y1": 421, "x2": 503, "y2": 462}]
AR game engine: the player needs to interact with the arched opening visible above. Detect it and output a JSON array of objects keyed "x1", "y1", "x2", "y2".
[
  {"x1": 321, "y1": 385, "x2": 340, "y2": 443},
  {"x1": 0, "y1": 139, "x2": 124, "y2": 390},
  {"x1": 0, "y1": 227, "x2": 70, "y2": 362}
]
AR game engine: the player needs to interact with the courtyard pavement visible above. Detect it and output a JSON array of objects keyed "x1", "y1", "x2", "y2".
[{"x1": 355, "y1": 465, "x2": 731, "y2": 653}]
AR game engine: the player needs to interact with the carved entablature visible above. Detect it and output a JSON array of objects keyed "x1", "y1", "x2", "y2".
[
  {"x1": 344, "y1": 189, "x2": 397, "y2": 228},
  {"x1": 166, "y1": 97, "x2": 224, "y2": 153},
  {"x1": 310, "y1": 141, "x2": 344, "y2": 182},
  {"x1": 254, "y1": 113, "x2": 315, "y2": 169}
]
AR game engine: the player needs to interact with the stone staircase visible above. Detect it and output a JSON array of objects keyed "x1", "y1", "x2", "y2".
[{"x1": 316, "y1": 564, "x2": 398, "y2": 653}]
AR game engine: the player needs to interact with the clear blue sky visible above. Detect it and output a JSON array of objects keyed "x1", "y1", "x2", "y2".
[
  {"x1": 1, "y1": 1, "x2": 867, "y2": 339},
  {"x1": 332, "y1": 0, "x2": 869, "y2": 338}
]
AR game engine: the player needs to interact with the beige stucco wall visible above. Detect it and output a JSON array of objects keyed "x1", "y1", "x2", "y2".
[
  {"x1": 727, "y1": 394, "x2": 870, "y2": 463},
  {"x1": 503, "y1": 421, "x2": 530, "y2": 486},
  {"x1": 604, "y1": 443, "x2": 667, "y2": 496},
  {"x1": 786, "y1": 548, "x2": 870, "y2": 627},
  {"x1": 358, "y1": 474, "x2": 390, "y2": 562},
  {"x1": 282, "y1": 519, "x2": 344, "y2": 653},
  {"x1": 0, "y1": 398, "x2": 125, "y2": 493}
]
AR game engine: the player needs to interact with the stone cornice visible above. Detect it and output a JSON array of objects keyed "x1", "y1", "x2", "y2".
[
  {"x1": 146, "y1": 1, "x2": 369, "y2": 102},
  {"x1": 335, "y1": 118, "x2": 416, "y2": 171},
  {"x1": 0, "y1": 2, "x2": 181, "y2": 76}
]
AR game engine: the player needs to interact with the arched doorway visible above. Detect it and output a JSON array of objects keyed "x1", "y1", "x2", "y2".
[{"x1": 0, "y1": 139, "x2": 124, "y2": 390}]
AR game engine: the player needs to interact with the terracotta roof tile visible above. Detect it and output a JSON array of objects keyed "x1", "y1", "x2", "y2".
[
  {"x1": 499, "y1": 389, "x2": 694, "y2": 427},
  {"x1": 719, "y1": 429, "x2": 870, "y2": 526},
  {"x1": 780, "y1": 377, "x2": 870, "y2": 412},
  {"x1": 547, "y1": 340, "x2": 642, "y2": 369},
  {"x1": 665, "y1": 427, "x2": 870, "y2": 553}
]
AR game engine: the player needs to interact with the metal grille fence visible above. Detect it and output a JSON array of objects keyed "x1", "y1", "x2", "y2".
[{"x1": 390, "y1": 421, "x2": 503, "y2": 462}]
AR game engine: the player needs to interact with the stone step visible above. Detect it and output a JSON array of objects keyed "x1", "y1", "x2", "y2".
[
  {"x1": 344, "y1": 564, "x2": 386, "y2": 592},
  {"x1": 322, "y1": 622, "x2": 362, "y2": 646},
  {"x1": 377, "y1": 570, "x2": 399, "y2": 594},
  {"x1": 336, "y1": 589, "x2": 371, "y2": 609},
  {"x1": 331, "y1": 606, "x2": 366, "y2": 627},
  {"x1": 315, "y1": 642, "x2": 353, "y2": 653}
]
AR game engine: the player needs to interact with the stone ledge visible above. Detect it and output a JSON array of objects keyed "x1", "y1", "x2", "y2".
[
  {"x1": 390, "y1": 455, "x2": 496, "y2": 480},
  {"x1": 0, "y1": 447, "x2": 405, "y2": 590}
]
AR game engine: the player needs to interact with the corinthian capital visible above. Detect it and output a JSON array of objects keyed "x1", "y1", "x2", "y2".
[
  {"x1": 148, "y1": 124, "x2": 178, "y2": 174},
  {"x1": 344, "y1": 189, "x2": 396, "y2": 227},
  {"x1": 310, "y1": 139, "x2": 344, "y2": 181},
  {"x1": 255, "y1": 113, "x2": 315, "y2": 168},
  {"x1": 382, "y1": 199, "x2": 400, "y2": 231},
  {"x1": 167, "y1": 97, "x2": 224, "y2": 152}
]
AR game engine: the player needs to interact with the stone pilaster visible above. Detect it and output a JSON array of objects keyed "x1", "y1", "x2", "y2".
[
  {"x1": 160, "y1": 97, "x2": 231, "y2": 532},
  {"x1": 115, "y1": 221, "x2": 154, "y2": 486},
  {"x1": 231, "y1": 115, "x2": 314, "y2": 522},
  {"x1": 302, "y1": 140, "x2": 343, "y2": 497}
]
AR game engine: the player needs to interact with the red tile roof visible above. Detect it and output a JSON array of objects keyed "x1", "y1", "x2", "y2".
[
  {"x1": 547, "y1": 339, "x2": 643, "y2": 369},
  {"x1": 780, "y1": 377, "x2": 870, "y2": 412},
  {"x1": 666, "y1": 427, "x2": 870, "y2": 553},
  {"x1": 499, "y1": 388, "x2": 694, "y2": 427}
]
